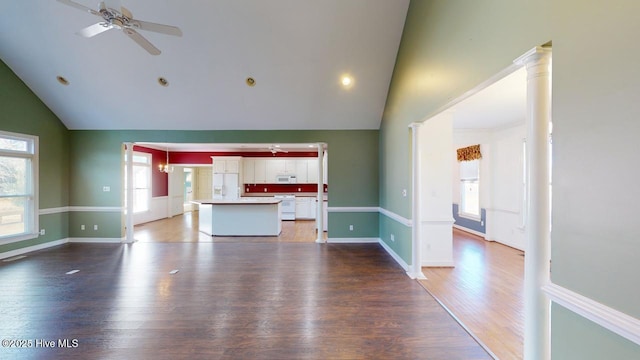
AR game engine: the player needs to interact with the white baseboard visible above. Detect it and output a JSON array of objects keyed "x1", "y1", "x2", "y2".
[
  {"x1": 422, "y1": 260, "x2": 455, "y2": 267},
  {"x1": 452, "y1": 224, "x2": 486, "y2": 238},
  {"x1": 327, "y1": 237, "x2": 379, "y2": 243},
  {"x1": 0, "y1": 239, "x2": 68, "y2": 260},
  {"x1": 377, "y1": 238, "x2": 410, "y2": 272},
  {"x1": 543, "y1": 282, "x2": 640, "y2": 347},
  {"x1": 69, "y1": 237, "x2": 123, "y2": 243}
]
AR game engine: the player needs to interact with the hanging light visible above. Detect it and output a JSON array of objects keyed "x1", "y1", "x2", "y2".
[{"x1": 159, "y1": 147, "x2": 173, "y2": 173}]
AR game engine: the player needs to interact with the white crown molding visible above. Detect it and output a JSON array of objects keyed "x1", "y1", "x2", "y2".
[
  {"x1": 379, "y1": 207, "x2": 412, "y2": 227},
  {"x1": 543, "y1": 282, "x2": 640, "y2": 346}
]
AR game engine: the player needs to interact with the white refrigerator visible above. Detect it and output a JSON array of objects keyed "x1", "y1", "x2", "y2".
[{"x1": 212, "y1": 173, "x2": 240, "y2": 200}]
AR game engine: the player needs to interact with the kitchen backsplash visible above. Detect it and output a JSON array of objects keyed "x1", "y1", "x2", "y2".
[{"x1": 244, "y1": 184, "x2": 328, "y2": 194}]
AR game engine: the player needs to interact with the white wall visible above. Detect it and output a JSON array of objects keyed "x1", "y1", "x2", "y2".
[
  {"x1": 453, "y1": 123, "x2": 526, "y2": 250},
  {"x1": 420, "y1": 112, "x2": 454, "y2": 266}
]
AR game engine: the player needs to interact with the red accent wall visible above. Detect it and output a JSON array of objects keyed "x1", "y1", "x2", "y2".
[
  {"x1": 244, "y1": 184, "x2": 328, "y2": 194},
  {"x1": 170, "y1": 151, "x2": 318, "y2": 165},
  {"x1": 133, "y1": 145, "x2": 168, "y2": 197}
]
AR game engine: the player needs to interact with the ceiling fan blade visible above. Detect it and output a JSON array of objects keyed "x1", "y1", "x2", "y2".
[
  {"x1": 123, "y1": 28, "x2": 161, "y2": 55},
  {"x1": 56, "y1": 0, "x2": 99, "y2": 16},
  {"x1": 129, "y1": 20, "x2": 183, "y2": 37},
  {"x1": 77, "y1": 22, "x2": 112, "y2": 37}
]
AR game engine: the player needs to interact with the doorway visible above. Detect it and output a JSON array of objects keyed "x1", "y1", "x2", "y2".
[{"x1": 413, "y1": 46, "x2": 552, "y2": 358}]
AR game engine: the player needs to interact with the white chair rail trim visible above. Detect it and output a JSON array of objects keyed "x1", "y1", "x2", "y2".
[{"x1": 542, "y1": 282, "x2": 640, "y2": 346}]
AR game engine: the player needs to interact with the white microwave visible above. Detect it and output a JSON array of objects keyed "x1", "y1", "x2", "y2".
[{"x1": 276, "y1": 175, "x2": 297, "y2": 184}]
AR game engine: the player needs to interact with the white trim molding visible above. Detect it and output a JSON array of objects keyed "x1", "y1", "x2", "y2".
[
  {"x1": 327, "y1": 237, "x2": 379, "y2": 243},
  {"x1": 421, "y1": 218, "x2": 455, "y2": 225},
  {"x1": 0, "y1": 239, "x2": 68, "y2": 260},
  {"x1": 69, "y1": 237, "x2": 124, "y2": 244},
  {"x1": 543, "y1": 282, "x2": 640, "y2": 346},
  {"x1": 39, "y1": 207, "x2": 70, "y2": 215},
  {"x1": 377, "y1": 238, "x2": 410, "y2": 272},
  {"x1": 69, "y1": 206, "x2": 122, "y2": 212},
  {"x1": 379, "y1": 207, "x2": 412, "y2": 227},
  {"x1": 453, "y1": 224, "x2": 487, "y2": 239},
  {"x1": 327, "y1": 207, "x2": 379, "y2": 213}
]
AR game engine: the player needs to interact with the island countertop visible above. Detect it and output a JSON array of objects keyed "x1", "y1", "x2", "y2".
[{"x1": 193, "y1": 198, "x2": 282, "y2": 205}]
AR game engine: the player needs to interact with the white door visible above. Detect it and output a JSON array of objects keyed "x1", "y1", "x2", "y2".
[{"x1": 169, "y1": 167, "x2": 185, "y2": 217}]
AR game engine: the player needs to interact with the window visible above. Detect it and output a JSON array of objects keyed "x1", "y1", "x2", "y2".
[
  {"x1": 124, "y1": 152, "x2": 151, "y2": 213},
  {"x1": 459, "y1": 159, "x2": 480, "y2": 218},
  {"x1": 0, "y1": 131, "x2": 38, "y2": 243}
]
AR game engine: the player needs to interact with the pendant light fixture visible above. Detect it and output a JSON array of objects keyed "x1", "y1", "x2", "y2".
[{"x1": 159, "y1": 146, "x2": 172, "y2": 173}]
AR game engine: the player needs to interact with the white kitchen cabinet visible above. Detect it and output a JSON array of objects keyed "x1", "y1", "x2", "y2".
[
  {"x1": 284, "y1": 159, "x2": 296, "y2": 174},
  {"x1": 254, "y1": 159, "x2": 266, "y2": 183},
  {"x1": 307, "y1": 159, "x2": 319, "y2": 183},
  {"x1": 265, "y1": 159, "x2": 285, "y2": 182},
  {"x1": 212, "y1": 157, "x2": 240, "y2": 174},
  {"x1": 295, "y1": 197, "x2": 316, "y2": 219},
  {"x1": 243, "y1": 158, "x2": 255, "y2": 183},
  {"x1": 295, "y1": 159, "x2": 308, "y2": 183}
]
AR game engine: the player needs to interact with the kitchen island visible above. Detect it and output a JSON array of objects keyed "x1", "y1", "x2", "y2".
[{"x1": 194, "y1": 198, "x2": 282, "y2": 236}]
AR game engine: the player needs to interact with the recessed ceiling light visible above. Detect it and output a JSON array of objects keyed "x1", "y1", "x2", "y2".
[
  {"x1": 340, "y1": 74, "x2": 354, "y2": 89},
  {"x1": 246, "y1": 77, "x2": 256, "y2": 87},
  {"x1": 56, "y1": 76, "x2": 69, "y2": 86},
  {"x1": 158, "y1": 77, "x2": 169, "y2": 87},
  {"x1": 274, "y1": 145, "x2": 280, "y2": 148}
]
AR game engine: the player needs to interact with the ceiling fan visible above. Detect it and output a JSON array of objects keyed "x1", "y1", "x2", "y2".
[
  {"x1": 57, "y1": 0, "x2": 182, "y2": 55},
  {"x1": 268, "y1": 145, "x2": 289, "y2": 155}
]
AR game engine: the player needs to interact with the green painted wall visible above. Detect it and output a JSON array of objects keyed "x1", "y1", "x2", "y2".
[
  {"x1": 383, "y1": 0, "x2": 639, "y2": 356},
  {"x1": 0, "y1": 60, "x2": 70, "y2": 254},
  {"x1": 69, "y1": 130, "x2": 379, "y2": 239},
  {"x1": 379, "y1": 213, "x2": 411, "y2": 265},
  {"x1": 328, "y1": 212, "x2": 378, "y2": 239},
  {"x1": 551, "y1": 305, "x2": 639, "y2": 359}
]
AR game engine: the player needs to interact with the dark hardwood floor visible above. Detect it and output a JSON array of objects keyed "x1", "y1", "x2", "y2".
[{"x1": 1, "y1": 240, "x2": 491, "y2": 359}]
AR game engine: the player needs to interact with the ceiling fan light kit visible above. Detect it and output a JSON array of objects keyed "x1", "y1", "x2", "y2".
[{"x1": 57, "y1": 0, "x2": 182, "y2": 55}]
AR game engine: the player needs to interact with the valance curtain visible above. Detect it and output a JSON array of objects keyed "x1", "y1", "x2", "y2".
[{"x1": 456, "y1": 144, "x2": 482, "y2": 162}]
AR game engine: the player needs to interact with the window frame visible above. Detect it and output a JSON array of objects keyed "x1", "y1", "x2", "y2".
[
  {"x1": 124, "y1": 151, "x2": 152, "y2": 214},
  {"x1": 458, "y1": 159, "x2": 481, "y2": 220},
  {"x1": 0, "y1": 130, "x2": 39, "y2": 245}
]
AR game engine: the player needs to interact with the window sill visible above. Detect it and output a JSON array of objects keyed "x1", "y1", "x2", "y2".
[
  {"x1": 0, "y1": 232, "x2": 38, "y2": 246},
  {"x1": 457, "y1": 213, "x2": 481, "y2": 222}
]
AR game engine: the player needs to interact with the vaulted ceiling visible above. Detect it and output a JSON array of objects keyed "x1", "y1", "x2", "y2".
[{"x1": 0, "y1": 0, "x2": 409, "y2": 130}]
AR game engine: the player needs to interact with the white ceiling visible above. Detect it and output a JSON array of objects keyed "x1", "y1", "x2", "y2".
[
  {"x1": 452, "y1": 67, "x2": 527, "y2": 130},
  {"x1": 0, "y1": 0, "x2": 409, "y2": 130}
]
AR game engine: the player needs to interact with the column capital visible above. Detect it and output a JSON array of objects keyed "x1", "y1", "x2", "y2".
[{"x1": 514, "y1": 46, "x2": 552, "y2": 66}]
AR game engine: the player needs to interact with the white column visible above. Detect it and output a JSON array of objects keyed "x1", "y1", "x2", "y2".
[
  {"x1": 515, "y1": 46, "x2": 552, "y2": 360},
  {"x1": 316, "y1": 143, "x2": 325, "y2": 243},
  {"x1": 407, "y1": 123, "x2": 426, "y2": 279},
  {"x1": 124, "y1": 142, "x2": 135, "y2": 243}
]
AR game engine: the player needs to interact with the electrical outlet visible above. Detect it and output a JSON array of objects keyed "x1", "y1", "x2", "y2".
[
  {"x1": 93, "y1": 225, "x2": 98, "y2": 231},
  {"x1": 390, "y1": 234, "x2": 395, "y2": 242},
  {"x1": 264, "y1": 188, "x2": 267, "y2": 192},
  {"x1": 481, "y1": 221, "x2": 484, "y2": 226},
  {"x1": 39, "y1": 229, "x2": 45, "y2": 235},
  {"x1": 103, "y1": 186, "x2": 110, "y2": 192},
  {"x1": 349, "y1": 225, "x2": 354, "y2": 231},
  {"x1": 81, "y1": 225, "x2": 85, "y2": 230}
]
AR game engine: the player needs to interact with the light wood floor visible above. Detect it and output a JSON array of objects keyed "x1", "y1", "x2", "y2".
[
  {"x1": 135, "y1": 211, "x2": 324, "y2": 243},
  {"x1": 419, "y1": 228, "x2": 524, "y2": 360}
]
